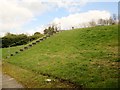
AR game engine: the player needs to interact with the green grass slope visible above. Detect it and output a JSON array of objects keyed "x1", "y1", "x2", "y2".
[
  {"x1": 1, "y1": 35, "x2": 48, "y2": 59},
  {"x1": 2, "y1": 45, "x2": 24, "y2": 59},
  {"x1": 4, "y1": 25, "x2": 119, "y2": 88}
]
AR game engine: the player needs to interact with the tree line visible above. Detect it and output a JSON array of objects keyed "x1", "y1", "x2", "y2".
[
  {"x1": 1, "y1": 14, "x2": 117, "y2": 48},
  {"x1": 1, "y1": 25, "x2": 58, "y2": 48},
  {"x1": 87, "y1": 14, "x2": 117, "y2": 27},
  {"x1": 1, "y1": 32, "x2": 43, "y2": 48},
  {"x1": 43, "y1": 25, "x2": 58, "y2": 35},
  {"x1": 69, "y1": 14, "x2": 118, "y2": 29}
]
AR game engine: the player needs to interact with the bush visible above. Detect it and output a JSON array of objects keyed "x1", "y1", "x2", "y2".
[{"x1": 2, "y1": 32, "x2": 43, "y2": 48}]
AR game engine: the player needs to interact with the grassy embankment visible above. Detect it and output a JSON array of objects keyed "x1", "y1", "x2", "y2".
[{"x1": 2, "y1": 25, "x2": 119, "y2": 88}]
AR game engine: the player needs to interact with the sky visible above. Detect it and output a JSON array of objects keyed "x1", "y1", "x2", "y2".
[{"x1": 0, "y1": 0, "x2": 119, "y2": 36}]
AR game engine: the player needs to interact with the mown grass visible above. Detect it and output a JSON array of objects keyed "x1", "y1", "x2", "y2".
[
  {"x1": 2, "y1": 25, "x2": 119, "y2": 88},
  {"x1": 3, "y1": 62, "x2": 75, "y2": 88},
  {"x1": 1, "y1": 35, "x2": 47, "y2": 59},
  {"x1": 1, "y1": 45, "x2": 24, "y2": 59}
]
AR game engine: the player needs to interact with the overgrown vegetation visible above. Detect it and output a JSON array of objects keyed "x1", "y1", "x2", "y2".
[{"x1": 2, "y1": 25, "x2": 119, "y2": 88}]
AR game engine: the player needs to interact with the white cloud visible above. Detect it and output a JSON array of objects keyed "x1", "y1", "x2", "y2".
[
  {"x1": 0, "y1": 0, "x2": 50, "y2": 36},
  {"x1": 27, "y1": 25, "x2": 46, "y2": 35},
  {"x1": 0, "y1": 0, "x2": 33, "y2": 31},
  {"x1": 67, "y1": 7, "x2": 81, "y2": 13},
  {"x1": 20, "y1": 0, "x2": 51, "y2": 15},
  {"x1": 0, "y1": 0, "x2": 115, "y2": 37},
  {"x1": 0, "y1": 0, "x2": 87, "y2": 36},
  {"x1": 52, "y1": 10, "x2": 111, "y2": 30},
  {"x1": 45, "y1": 0, "x2": 87, "y2": 13}
]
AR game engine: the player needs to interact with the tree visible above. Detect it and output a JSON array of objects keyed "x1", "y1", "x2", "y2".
[
  {"x1": 108, "y1": 17, "x2": 114, "y2": 25},
  {"x1": 89, "y1": 20, "x2": 96, "y2": 27},
  {"x1": 43, "y1": 25, "x2": 58, "y2": 35},
  {"x1": 0, "y1": 38, "x2": 2, "y2": 48},
  {"x1": 98, "y1": 19, "x2": 103, "y2": 25},
  {"x1": 98, "y1": 19, "x2": 108, "y2": 25},
  {"x1": 2, "y1": 32, "x2": 43, "y2": 48},
  {"x1": 44, "y1": 29, "x2": 48, "y2": 34},
  {"x1": 34, "y1": 32, "x2": 41, "y2": 35},
  {"x1": 29, "y1": 32, "x2": 43, "y2": 41},
  {"x1": 113, "y1": 14, "x2": 117, "y2": 21},
  {"x1": 112, "y1": 14, "x2": 117, "y2": 24},
  {"x1": 72, "y1": 27, "x2": 74, "y2": 29}
]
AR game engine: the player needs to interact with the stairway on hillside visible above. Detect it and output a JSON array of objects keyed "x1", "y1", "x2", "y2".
[{"x1": 6, "y1": 31, "x2": 62, "y2": 59}]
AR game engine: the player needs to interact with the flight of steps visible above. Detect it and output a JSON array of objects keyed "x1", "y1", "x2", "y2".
[{"x1": 6, "y1": 31, "x2": 62, "y2": 59}]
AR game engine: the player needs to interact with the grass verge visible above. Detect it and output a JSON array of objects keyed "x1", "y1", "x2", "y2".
[{"x1": 2, "y1": 62, "x2": 78, "y2": 88}]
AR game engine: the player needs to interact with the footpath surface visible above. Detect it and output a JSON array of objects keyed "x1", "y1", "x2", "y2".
[
  {"x1": 2, "y1": 74, "x2": 23, "y2": 88},
  {"x1": 0, "y1": 61, "x2": 23, "y2": 89}
]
